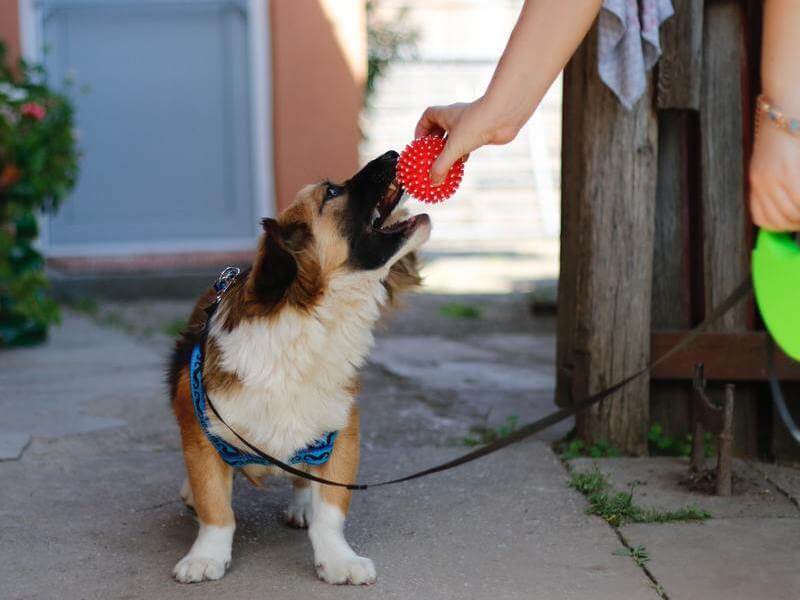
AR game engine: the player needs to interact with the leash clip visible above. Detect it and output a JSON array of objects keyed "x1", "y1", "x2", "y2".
[{"x1": 214, "y1": 266, "x2": 241, "y2": 303}]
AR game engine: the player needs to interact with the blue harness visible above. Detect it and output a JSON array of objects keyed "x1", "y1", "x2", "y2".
[{"x1": 189, "y1": 268, "x2": 338, "y2": 469}]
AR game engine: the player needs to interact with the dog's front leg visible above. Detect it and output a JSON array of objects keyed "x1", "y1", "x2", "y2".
[
  {"x1": 308, "y1": 405, "x2": 376, "y2": 585},
  {"x1": 173, "y1": 432, "x2": 235, "y2": 583}
]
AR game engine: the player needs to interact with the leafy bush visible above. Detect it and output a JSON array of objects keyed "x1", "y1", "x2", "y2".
[{"x1": 0, "y1": 43, "x2": 79, "y2": 346}]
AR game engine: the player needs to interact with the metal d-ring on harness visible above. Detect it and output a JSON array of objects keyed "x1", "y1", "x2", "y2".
[{"x1": 198, "y1": 269, "x2": 794, "y2": 490}]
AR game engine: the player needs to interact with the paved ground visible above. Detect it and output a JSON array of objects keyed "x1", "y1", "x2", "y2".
[{"x1": 2, "y1": 293, "x2": 800, "y2": 600}]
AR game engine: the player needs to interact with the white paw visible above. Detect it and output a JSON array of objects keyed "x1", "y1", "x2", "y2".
[
  {"x1": 173, "y1": 554, "x2": 228, "y2": 583},
  {"x1": 285, "y1": 502, "x2": 311, "y2": 528},
  {"x1": 315, "y1": 555, "x2": 376, "y2": 585}
]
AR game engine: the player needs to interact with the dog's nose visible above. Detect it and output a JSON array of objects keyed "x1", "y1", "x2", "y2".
[{"x1": 379, "y1": 150, "x2": 399, "y2": 162}]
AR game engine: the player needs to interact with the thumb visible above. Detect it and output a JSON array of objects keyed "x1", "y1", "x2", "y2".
[{"x1": 430, "y1": 137, "x2": 466, "y2": 185}]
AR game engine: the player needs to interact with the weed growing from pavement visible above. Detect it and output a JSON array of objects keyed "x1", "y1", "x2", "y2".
[
  {"x1": 462, "y1": 415, "x2": 519, "y2": 446},
  {"x1": 648, "y1": 423, "x2": 715, "y2": 458},
  {"x1": 614, "y1": 544, "x2": 651, "y2": 567},
  {"x1": 560, "y1": 437, "x2": 621, "y2": 460},
  {"x1": 568, "y1": 467, "x2": 711, "y2": 526},
  {"x1": 438, "y1": 302, "x2": 482, "y2": 319}
]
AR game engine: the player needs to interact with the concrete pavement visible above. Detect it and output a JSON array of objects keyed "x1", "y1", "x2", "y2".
[{"x1": 2, "y1": 294, "x2": 799, "y2": 599}]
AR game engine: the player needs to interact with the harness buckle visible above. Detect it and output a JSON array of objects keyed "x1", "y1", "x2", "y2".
[{"x1": 214, "y1": 266, "x2": 241, "y2": 303}]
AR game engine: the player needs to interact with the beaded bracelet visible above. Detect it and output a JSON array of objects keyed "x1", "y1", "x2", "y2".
[{"x1": 756, "y1": 94, "x2": 800, "y2": 137}]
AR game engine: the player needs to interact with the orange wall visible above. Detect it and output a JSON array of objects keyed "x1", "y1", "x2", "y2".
[
  {"x1": 0, "y1": 0, "x2": 21, "y2": 65},
  {"x1": 270, "y1": 0, "x2": 366, "y2": 211}
]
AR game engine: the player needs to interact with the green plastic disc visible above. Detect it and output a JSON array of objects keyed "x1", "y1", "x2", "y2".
[{"x1": 752, "y1": 230, "x2": 800, "y2": 361}]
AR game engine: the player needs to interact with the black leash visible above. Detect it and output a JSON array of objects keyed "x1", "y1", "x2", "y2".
[
  {"x1": 203, "y1": 275, "x2": 754, "y2": 490},
  {"x1": 767, "y1": 336, "x2": 800, "y2": 444}
]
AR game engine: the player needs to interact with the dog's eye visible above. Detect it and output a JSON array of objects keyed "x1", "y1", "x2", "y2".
[{"x1": 325, "y1": 184, "x2": 345, "y2": 202}]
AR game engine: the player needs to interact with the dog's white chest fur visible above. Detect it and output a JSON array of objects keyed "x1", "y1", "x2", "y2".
[{"x1": 207, "y1": 272, "x2": 386, "y2": 460}]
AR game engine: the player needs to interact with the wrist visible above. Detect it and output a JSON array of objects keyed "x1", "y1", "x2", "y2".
[
  {"x1": 475, "y1": 92, "x2": 528, "y2": 142},
  {"x1": 757, "y1": 94, "x2": 800, "y2": 138},
  {"x1": 761, "y1": 78, "x2": 800, "y2": 116}
]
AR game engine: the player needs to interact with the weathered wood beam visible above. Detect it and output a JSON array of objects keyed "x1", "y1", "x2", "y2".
[
  {"x1": 700, "y1": 0, "x2": 758, "y2": 455},
  {"x1": 650, "y1": 111, "x2": 696, "y2": 438},
  {"x1": 657, "y1": 0, "x2": 704, "y2": 110},
  {"x1": 650, "y1": 331, "x2": 800, "y2": 381},
  {"x1": 557, "y1": 22, "x2": 658, "y2": 455}
]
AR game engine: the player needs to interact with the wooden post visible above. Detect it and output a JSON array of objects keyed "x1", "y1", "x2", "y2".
[
  {"x1": 700, "y1": 0, "x2": 759, "y2": 456},
  {"x1": 716, "y1": 384, "x2": 735, "y2": 497},
  {"x1": 557, "y1": 22, "x2": 658, "y2": 455},
  {"x1": 650, "y1": 0, "x2": 704, "y2": 441},
  {"x1": 657, "y1": 0, "x2": 704, "y2": 111}
]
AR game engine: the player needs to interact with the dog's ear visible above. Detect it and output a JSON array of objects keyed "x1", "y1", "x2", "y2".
[{"x1": 251, "y1": 218, "x2": 303, "y2": 305}]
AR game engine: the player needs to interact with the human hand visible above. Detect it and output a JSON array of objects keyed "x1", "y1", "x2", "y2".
[
  {"x1": 414, "y1": 98, "x2": 524, "y2": 185},
  {"x1": 749, "y1": 121, "x2": 800, "y2": 232}
]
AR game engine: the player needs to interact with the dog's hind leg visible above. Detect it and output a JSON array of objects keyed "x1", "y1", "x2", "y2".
[
  {"x1": 179, "y1": 477, "x2": 195, "y2": 510},
  {"x1": 285, "y1": 477, "x2": 312, "y2": 528},
  {"x1": 171, "y1": 372, "x2": 235, "y2": 583},
  {"x1": 308, "y1": 404, "x2": 376, "y2": 585}
]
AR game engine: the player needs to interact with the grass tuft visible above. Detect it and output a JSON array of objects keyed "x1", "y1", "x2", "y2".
[
  {"x1": 462, "y1": 415, "x2": 519, "y2": 446},
  {"x1": 569, "y1": 467, "x2": 711, "y2": 526},
  {"x1": 614, "y1": 544, "x2": 651, "y2": 567},
  {"x1": 439, "y1": 303, "x2": 481, "y2": 319},
  {"x1": 560, "y1": 438, "x2": 621, "y2": 460}
]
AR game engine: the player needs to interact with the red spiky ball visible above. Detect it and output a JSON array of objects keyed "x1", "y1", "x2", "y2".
[{"x1": 396, "y1": 135, "x2": 464, "y2": 203}]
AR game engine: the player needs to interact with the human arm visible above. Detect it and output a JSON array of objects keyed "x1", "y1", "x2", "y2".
[
  {"x1": 749, "y1": 0, "x2": 800, "y2": 231},
  {"x1": 415, "y1": 0, "x2": 602, "y2": 184}
]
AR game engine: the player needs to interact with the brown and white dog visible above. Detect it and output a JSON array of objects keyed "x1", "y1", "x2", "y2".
[{"x1": 168, "y1": 151, "x2": 430, "y2": 585}]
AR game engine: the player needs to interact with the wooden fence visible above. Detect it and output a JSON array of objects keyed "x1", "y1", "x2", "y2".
[{"x1": 556, "y1": 0, "x2": 800, "y2": 458}]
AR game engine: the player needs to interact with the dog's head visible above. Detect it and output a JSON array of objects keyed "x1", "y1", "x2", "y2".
[{"x1": 250, "y1": 151, "x2": 430, "y2": 311}]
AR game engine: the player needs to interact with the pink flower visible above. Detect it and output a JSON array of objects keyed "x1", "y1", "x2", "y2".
[{"x1": 20, "y1": 102, "x2": 46, "y2": 121}]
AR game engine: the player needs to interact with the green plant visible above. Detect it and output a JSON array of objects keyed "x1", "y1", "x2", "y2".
[
  {"x1": 614, "y1": 545, "x2": 651, "y2": 567},
  {"x1": 0, "y1": 42, "x2": 79, "y2": 346},
  {"x1": 462, "y1": 415, "x2": 519, "y2": 447},
  {"x1": 439, "y1": 302, "x2": 482, "y2": 319},
  {"x1": 365, "y1": 0, "x2": 418, "y2": 108},
  {"x1": 647, "y1": 423, "x2": 715, "y2": 458},
  {"x1": 569, "y1": 467, "x2": 711, "y2": 527},
  {"x1": 561, "y1": 438, "x2": 621, "y2": 460}
]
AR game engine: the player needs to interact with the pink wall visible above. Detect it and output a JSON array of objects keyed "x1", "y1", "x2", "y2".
[{"x1": 270, "y1": 0, "x2": 366, "y2": 211}]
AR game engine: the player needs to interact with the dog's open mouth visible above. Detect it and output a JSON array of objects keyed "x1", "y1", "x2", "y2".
[{"x1": 371, "y1": 179, "x2": 428, "y2": 235}]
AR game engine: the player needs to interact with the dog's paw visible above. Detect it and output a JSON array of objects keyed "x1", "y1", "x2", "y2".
[
  {"x1": 285, "y1": 485, "x2": 312, "y2": 528},
  {"x1": 173, "y1": 554, "x2": 228, "y2": 583},
  {"x1": 315, "y1": 555, "x2": 376, "y2": 585},
  {"x1": 284, "y1": 502, "x2": 311, "y2": 528}
]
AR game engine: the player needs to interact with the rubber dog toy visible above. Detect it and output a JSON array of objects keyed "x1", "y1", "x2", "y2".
[
  {"x1": 752, "y1": 230, "x2": 800, "y2": 360},
  {"x1": 397, "y1": 135, "x2": 464, "y2": 203}
]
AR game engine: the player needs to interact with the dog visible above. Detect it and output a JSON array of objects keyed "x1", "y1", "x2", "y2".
[{"x1": 167, "y1": 150, "x2": 430, "y2": 585}]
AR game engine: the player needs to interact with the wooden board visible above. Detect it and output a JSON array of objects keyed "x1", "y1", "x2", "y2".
[
  {"x1": 657, "y1": 0, "x2": 704, "y2": 109},
  {"x1": 557, "y1": 22, "x2": 658, "y2": 455},
  {"x1": 651, "y1": 331, "x2": 800, "y2": 381},
  {"x1": 650, "y1": 111, "x2": 696, "y2": 438},
  {"x1": 699, "y1": 0, "x2": 759, "y2": 455}
]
